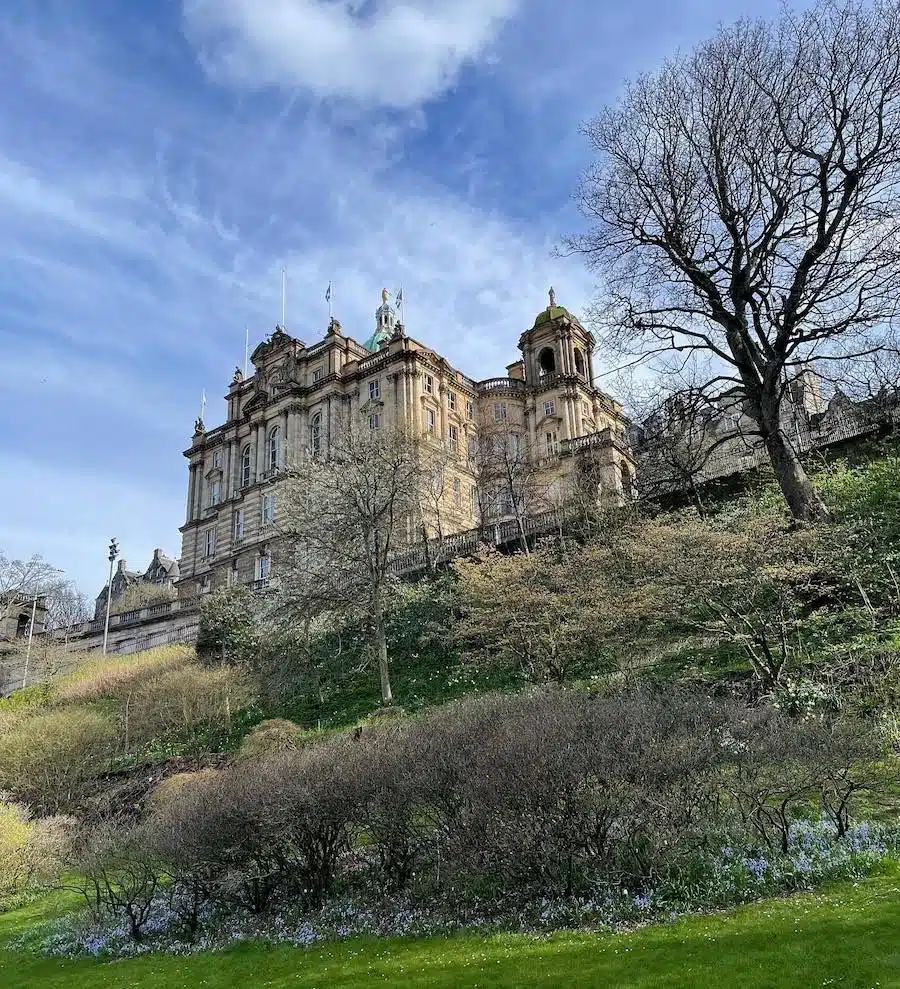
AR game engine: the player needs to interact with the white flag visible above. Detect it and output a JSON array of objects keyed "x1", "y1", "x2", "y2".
[
  {"x1": 395, "y1": 286, "x2": 403, "y2": 306},
  {"x1": 325, "y1": 282, "x2": 332, "y2": 303}
]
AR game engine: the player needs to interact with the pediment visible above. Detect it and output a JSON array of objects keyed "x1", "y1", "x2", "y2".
[
  {"x1": 536, "y1": 413, "x2": 563, "y2": 429},
  {"x1": 242, "y1": 391, "x2": 269, "y2": 416},
  {"x1": 359, "y1": 397, "x2": 385, "y2": 414}
]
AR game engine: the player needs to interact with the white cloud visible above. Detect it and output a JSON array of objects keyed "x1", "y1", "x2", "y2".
[{"x1": 181, "y1": 0, "x2": 517, "y2": 107}]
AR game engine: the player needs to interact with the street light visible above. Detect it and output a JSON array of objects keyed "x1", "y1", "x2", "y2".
[
  {"x1": 22, "y1": 567, "x2": 65, "y2": 690},
  {"x1": 102, "y1": 538, "x2": 119, "y2": 656}
]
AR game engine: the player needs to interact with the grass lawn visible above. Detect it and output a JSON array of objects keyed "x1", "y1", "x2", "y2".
[{"x1": 3, "y1": 868, "x2": 900, "y2": 988}]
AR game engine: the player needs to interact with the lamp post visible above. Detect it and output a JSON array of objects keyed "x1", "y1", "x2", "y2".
[
  {"x1": 22, "y1": 567, "x2": 65, "y2": 690},
  {"x1": 102, "y1": 538, "x2": 118, "y2": 656}
]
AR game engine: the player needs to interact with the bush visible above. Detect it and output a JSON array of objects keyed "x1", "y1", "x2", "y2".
[
  {"x1": 0, "y1": 707, "x2": 117, "y2": 812},
  {"x1": 196, "y1": 587, "x2": 260, "y2": 668},
  {"x1": 0, "y1": 801, "x2": 73, "y2": 910},
  {"x1": 236, "y1": 719, "x2": 308, "y2": 759},
  {"x1": 124, "y1": 665, "x2": 252, "y2": 754}
]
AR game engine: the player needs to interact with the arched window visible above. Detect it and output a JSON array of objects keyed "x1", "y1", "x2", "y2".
[
  {"x1": 267, "y1": 425, "x2": 281, "y2": 472},
  {"x1": 620, "y1": 464, "x2": 635, "y2": 499},
  {"x1": 538, "y1": 347, "x2": 556, "y2": 375},
  {"x1": 574, "y1": 347, "x2": 586, "y2": 377},
  {"x1": 309, "y1": 413, "x2": 322, "y2": 456},
  {"x1": 240, "y1": 444, "x2": 252, "y2": 488}
]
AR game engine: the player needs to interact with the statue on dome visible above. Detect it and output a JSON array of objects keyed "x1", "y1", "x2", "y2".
[
  {"x1": 381, "y1": 287, "x2": 390, "y2": 305},
  {"x1": 549, "y1": 286, "x2": 556, "y2": 308}
]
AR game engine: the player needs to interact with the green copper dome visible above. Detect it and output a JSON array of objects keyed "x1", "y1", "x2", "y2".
[
  {"x1": 533, "y1": 304, "x2": 575, "y2": 327},
  {"x1": 362, "y1": 325, "x2": 392, "y2": 353}
]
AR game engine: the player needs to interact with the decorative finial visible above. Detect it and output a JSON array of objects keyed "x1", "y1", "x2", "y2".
[
  {"x1": 381, "y1": 287, "x2": 390, "y2": 305},
  {"x1": 549, "y1": 286, "x2": 556, "y2": 308}
]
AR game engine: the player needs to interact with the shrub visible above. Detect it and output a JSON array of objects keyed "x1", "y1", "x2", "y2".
[
  {"x1": 124, "y1": 664, "x2": 252, "y2": 754},
  {"x1": 0, "y1": 707, "x2": 117, "y2": 812},
  {"x1": 196, "y1": 587, "x2": 260, "y2": 668},
  {"x1": 237, "y1": 719, "x2": 308, "y2": 759},
  {"x1": 0, "y1": 801, "x2": 73, "y2": 909}
]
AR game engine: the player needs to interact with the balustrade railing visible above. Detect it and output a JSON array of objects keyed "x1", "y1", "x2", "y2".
[{"x1": 476, "y1": 377, "x2": 527, "y2": 393}]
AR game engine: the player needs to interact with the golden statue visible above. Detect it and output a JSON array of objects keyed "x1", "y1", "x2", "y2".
[{"x1": 382, "y1": 287, "x2": 390, "y2": 305}]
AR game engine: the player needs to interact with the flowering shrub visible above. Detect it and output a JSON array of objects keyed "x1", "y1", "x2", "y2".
[{"x1": 10, "y1": 818, "x2": 893, "y2": 960}]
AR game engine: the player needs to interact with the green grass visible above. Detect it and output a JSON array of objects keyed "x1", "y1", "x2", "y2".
[{"x1": 4, "y1": 868, "x2": 900, "y2": 988}]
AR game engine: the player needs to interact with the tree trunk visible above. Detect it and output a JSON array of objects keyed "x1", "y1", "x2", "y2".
[
  {"x1": 373, "y1": 594, "x2": 393, "y2": 706},
  {"x1": 762, "y1": 423, "x2": 829, "y2": 523}
]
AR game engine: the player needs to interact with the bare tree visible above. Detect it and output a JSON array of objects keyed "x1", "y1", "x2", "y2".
[
  {"x1": 470, "y1": 417, "x2": 547, "y2": 553},
  {"x1": 567, "y1": 0, "x2": 900, "y2": 521},
  {"x1": 271, "y1": 420, "x2": 432, "y2": 706}
]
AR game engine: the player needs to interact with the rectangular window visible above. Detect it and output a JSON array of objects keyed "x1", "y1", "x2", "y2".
[
  {"x1": 493, "y1": 403, "x2": 507, "y2": 422},
  {"x1": 262, "y1": 493, "x2": 275, "y2": 525},
  {"x1": 544, "y1": 400, "x2": 555, "y2": 417},
  {"x1": 369, "y1": 379, "x2": 380, "y2": 401},
  {"x1": 467, "y1": 438, "x2": 477, "y2": 460},
  {"x1": 448, "y1": 391, "x2": 457, "y2": 411},
  {"x1": 546, "y1": 430, "x2": 559, "y2": 456},
  {"x1": 204, "y1": 528, "x2": 216, "y2": 557},
  {"x1": 426, "y1": 409, "x2": 436, "y2": 433},
  {"x1": 313, "y1": 367, "x2": 323, "y2": 383},
  {"x1": 211, "y1": 480, "x2": 222, "y2": 505},
  {"x1": 582, "y1": 401, "x2": 591, "y2": 418},
  {"x1": 470, "y1": 485, "x2": 478, "y2": 515},
  {"x1": 233, "y1": 509, "x2": 244, "y2": 540},
  {"x1": 466, "y1": 399, "x2": 474, "y2": 420},
  {"x1": 369, "y1": 413, "x2": 381, "y2": 430},
  {"x1": 453, "y1": 477, "x2": 461, "y2": 505},
  {"x1": 212, "y1": 450, "x2": 222, "y2": 469},
  {"x1": 424, "y1": 373, "x2": 434, "y2": 394},
  {"x1": 448, "y1": 424, "x2": 459, "y2": 452},
  {"x1": 257, "y1": 555, "x2": 270, "y2": 581}
]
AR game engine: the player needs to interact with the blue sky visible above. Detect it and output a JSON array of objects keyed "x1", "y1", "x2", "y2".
[{"x1": 0, "y1": 0, "x2": 808, "y2": 596}]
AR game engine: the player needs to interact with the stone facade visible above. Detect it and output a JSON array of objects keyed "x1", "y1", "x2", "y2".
[{"x1": 176, "y1": 290, "x2": 635, "y2": 597}]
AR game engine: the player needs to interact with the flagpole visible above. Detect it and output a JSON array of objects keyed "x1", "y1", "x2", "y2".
[
  {"x1": 326, "y1": 281, "x2": 333, "y2": 321},
  {"x1": 200, "y1": 389, "x2": 207, "y2": 423},
  {"x1": 244, "y1": 326, "x2": 249, "y2": 377},
  {"x1": 281, "y1": 268, "x2": 287, "y2": 330}
]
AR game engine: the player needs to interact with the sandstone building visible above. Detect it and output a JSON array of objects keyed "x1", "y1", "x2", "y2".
[{"x1": 176, "y1": 289, "x2": 635, "y2": 597}]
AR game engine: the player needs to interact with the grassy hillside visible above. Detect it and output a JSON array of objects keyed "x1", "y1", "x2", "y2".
[{"x1": 3, "y1": 866, "x2": 900, "y2": 988}]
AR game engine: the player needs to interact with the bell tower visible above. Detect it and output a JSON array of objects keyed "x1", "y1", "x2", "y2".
[{"x1": 519, "y1": 288, "x2": 598, "y2": 446}]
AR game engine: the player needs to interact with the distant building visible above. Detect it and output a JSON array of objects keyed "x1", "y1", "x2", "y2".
[
  {"x1": 93, "y1": 548, "x2": 180, "y2": 620},
  {"x1": 0, "y1": 595, "x2": 49, "y2": 644}
]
